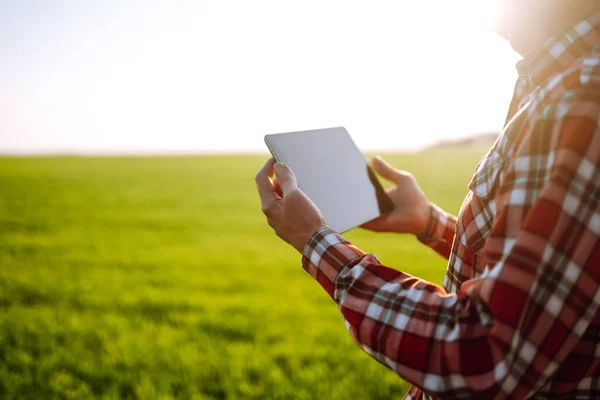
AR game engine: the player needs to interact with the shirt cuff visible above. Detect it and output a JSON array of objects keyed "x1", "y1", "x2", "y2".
[
  {"x1": 301, "y1": 227, "x2": 366, "y2": 298},
  {"x1": 417, "y1": 202, "x2": 450, "y2": 243}
]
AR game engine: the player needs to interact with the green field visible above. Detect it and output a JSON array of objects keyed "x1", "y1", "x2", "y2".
[{"x1": 0, "y1": 149, "x2": 484, "y2": 399}]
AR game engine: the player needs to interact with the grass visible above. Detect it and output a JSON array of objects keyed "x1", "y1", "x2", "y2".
[{"x1": 0, "y1": 148, "x2": 485, "y2": 399}]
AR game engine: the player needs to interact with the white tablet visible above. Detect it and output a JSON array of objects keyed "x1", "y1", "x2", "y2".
[{"x1": 264, "y1": 127, "x2": 394, "y2": 233}]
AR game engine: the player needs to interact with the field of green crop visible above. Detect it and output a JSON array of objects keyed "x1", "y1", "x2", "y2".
[{"x1": 0, "y1": 148, "x2": 485, "y2": 399}]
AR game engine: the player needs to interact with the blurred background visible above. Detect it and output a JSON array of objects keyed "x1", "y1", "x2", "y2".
[{"x1": 1, "y1": 1, "x2": 519, "y2": 399}]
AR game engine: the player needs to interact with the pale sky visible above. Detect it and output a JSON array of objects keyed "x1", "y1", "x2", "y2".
[{"x1": 0, "y1": 1, "x2": 521, "y2": 154}]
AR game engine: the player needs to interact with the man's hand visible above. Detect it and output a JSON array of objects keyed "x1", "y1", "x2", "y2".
[
  {"x1": 256, "y1": 158, "x2": 327, "y2": 253},
  {"x1": 361, "y1": 156, "x2": 430, "y2": 236}
]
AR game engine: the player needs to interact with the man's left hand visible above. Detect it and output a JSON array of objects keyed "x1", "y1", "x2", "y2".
[{"x1": 255, "y1": 158, "x2": 327, "y2": 253}]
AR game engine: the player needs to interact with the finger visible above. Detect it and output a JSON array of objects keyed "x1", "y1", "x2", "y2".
[
  {"x1": 274, "y1": 163, "x2": 298, "y2": 196},
  {"x1": 272, "y1": 177, "x2": 283, "y2": 197},
  {"x1": 371, "y1": 155, "x2": 402, "y2": 185},
  {"x1": 255, "y1": 158, "x2": 280, "y2": 207}
]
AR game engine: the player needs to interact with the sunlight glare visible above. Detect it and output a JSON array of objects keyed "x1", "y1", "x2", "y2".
[{"x1": 1, "y1": 1, "x2": 519, "y2": 154}]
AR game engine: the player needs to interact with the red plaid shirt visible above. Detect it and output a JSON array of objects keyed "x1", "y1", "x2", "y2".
[{"x1": 302, "y1": 13, "x2": 600, "y2": 399}]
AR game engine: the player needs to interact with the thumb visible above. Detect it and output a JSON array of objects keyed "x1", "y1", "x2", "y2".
[
  {"x1": 274, "y1": 163, "x2": 298, "y2": 195},
  {"x1": 371, "y1": 155, "x2": 401, "y2": 184}
]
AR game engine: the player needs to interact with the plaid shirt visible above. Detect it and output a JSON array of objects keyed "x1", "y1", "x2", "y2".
[{"x1": 302, "y1": 13, "x2": 600, "y2": 400}]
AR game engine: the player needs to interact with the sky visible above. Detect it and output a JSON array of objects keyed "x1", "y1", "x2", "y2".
[{"x1": 0, "y1": 1, "x2": 521, "y2": 154}]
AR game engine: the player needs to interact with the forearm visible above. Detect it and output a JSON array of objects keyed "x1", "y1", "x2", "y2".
[{"x1": 302, "y1": 228, "x2": 500, "y2": 397}]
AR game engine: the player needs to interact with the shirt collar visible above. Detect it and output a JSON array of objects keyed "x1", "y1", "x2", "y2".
[{"x1": 516, "y1": 12, "x2": 600, "y2": 88}]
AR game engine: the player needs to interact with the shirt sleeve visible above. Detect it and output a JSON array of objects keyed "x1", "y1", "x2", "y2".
[
  {"x1": 416, "y1": 202, "x2": 457, "y2": 260},
  {"x1": 301, "y1": 95, "x2": 600, "y2": 398}
]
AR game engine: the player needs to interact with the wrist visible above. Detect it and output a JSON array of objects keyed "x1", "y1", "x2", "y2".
[
  {"x1": 292, "y1": 223, "x2": 327, "y2": 254},
  {"x1": 409, "y1": 202, "x2": 431, "y2": 237},
  {"x1": 414, "y1": 203, "x2": 433, "y2": 238}
]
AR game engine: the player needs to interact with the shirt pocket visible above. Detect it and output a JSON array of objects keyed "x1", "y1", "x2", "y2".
[
  {"x1": 457, "y1": 150, "x2": 505, "y2": 255},
  {"x1": 468, "y1": 149, "x2": 505, "y2": 199}
]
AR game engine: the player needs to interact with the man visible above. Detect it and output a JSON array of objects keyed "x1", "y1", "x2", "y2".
[{"x1": 256, "y1": 1, "x2": 600, "y2": 398}]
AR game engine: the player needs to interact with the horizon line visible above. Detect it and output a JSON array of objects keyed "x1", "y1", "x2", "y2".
[
  {"x1": 0, "y1": 132, "x2": 499, "y2": 157},
  {"x1": 0, "y1": 147, "x2": 425, "y2": 157}
]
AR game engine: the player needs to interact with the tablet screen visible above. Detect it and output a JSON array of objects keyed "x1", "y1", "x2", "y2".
[{"x1": 264, "y1": 127, "x2": 394, "y2": 233}]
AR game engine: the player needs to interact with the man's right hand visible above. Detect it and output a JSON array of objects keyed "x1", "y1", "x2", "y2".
[{"x1": 361, "y1": 156, "x2": 431, "y2": 236}]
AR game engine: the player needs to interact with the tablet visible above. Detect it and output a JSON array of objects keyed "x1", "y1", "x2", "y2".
[{"x1": 264, "y1": 127, "x2": 394, "y2": 233}]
